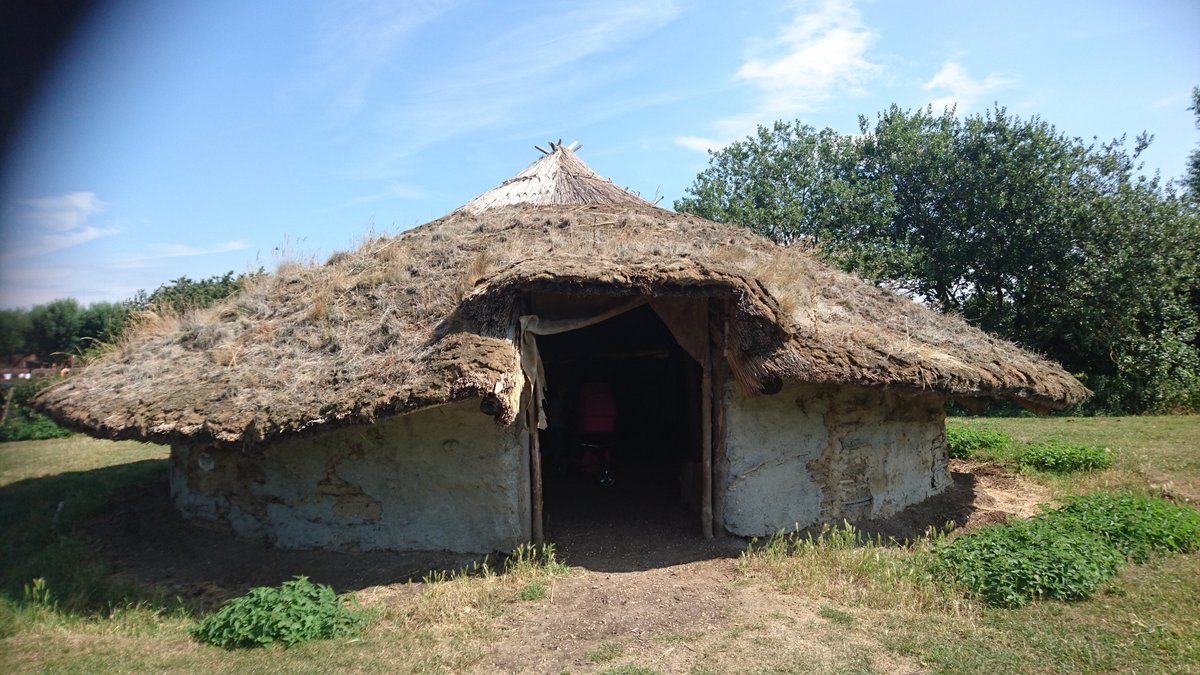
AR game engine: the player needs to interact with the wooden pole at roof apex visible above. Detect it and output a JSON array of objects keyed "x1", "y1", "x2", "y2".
[{"x1": 534, "y1": 144, "x2": 550, "y2": 155}]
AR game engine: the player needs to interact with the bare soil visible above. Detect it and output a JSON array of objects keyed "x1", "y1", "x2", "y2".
[{"x1": 86, "y1": 459, "x2": 1046, "y2": 672}]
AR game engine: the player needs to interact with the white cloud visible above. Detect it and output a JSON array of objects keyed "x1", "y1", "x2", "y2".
[
  {"x1": 360, "y1": 0, "x2": 682, "y2": 170},
  {"x1": 674, "y1": 135, "x2": 723, "y2": 154},
  {"x1": 675, "y1": 0, "x2": 880, "y2": 152},
  {"x1": 2, "y1": 192, "x2": 119, "y2": 259},
  {"x1": 311, "y1": 1, "x2": 463, "y2": 124},
  {"x1": 20, "y1": 191, "x2": 106, "y2": 231},
  {"x1": 333, "y1": 182, "x2": 428, "y2": 210},
  {"x1": 142, "y1": 240, "x2": 251, "y2": 259},
  {"x1": 1150, "y1": 90, "x2": 1191, "y2": 110},
  {"x1": 112, "y1": 240, "x2": 252, "y2": 269},
  {"x1": 922, "y1": 61, "x2": 1014, "y2": 113}
]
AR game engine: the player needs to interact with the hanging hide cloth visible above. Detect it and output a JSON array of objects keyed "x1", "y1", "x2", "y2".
[
  {"x1": 518, "y1": 297, "x2": 647, "y2": 429},
  {"x1": 518, "y1": 295, "x2": 710, "y2": 429}
]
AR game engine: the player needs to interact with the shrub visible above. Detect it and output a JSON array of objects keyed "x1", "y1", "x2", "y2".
[
  {"x1": 191, "y1": 576, "x2": 366, "y2": 649},
  {"x1": 1019, "y1": 440, "x2": 1113, "y2": 473},
  {"x1": 0, "y1": 380, "x2": 73, "y2": 442},
  {"x1": 1046, "y1": 492, "x2": 1200, "y2": 562},
  {"x1": 0, "y1": 409, "x2": 73, "y2": 442},
  {"x1": 944, "y1": 425, "x2": 1012, "y2": 459},
  {"x1": 934, "y1": 518, "x2": 1123, "y2": 608}
]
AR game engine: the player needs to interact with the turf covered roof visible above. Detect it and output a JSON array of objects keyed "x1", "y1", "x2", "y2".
[{"x1": 37, "y1": 145, "x2": 1088, "y2": 446}]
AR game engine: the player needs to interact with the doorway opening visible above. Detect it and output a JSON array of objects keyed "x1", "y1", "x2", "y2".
[{"x1": 534, "y1": 301, "x2": 704, "y2": 543}]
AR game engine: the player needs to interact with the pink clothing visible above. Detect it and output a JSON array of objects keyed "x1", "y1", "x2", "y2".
[{"x1": 578, "y1": 382, "x2": 616, "y2": 433}]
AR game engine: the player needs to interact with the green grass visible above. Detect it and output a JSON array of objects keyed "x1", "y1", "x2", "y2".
[
  {"x1": 0, "y1": 437, "x2": 170, "y2": 614},
  {"x1": 971, "y1": 416, "x2": 1200, "y2": 501},
  {"x1": 589, "y1": 640, "x2": 624, "y2": 663},
  {"x1": 817, "y1": 605, "x2": 856, "y2": 626}
]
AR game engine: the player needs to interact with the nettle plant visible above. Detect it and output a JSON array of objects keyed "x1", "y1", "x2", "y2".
[
  {"x1": 934, "y1": 517, "x2": 1122, "y2": 608},
  {"x1": 1051, "y1": 491, "x2": 1200, "y2": 562},
  {"x1": 191, "y1": 576, "x2": 367, "y2": 649},
  {"x1": 944, "y1": 425, "x2": 1013, "y2": 459},
  {"x1": 1019, "y1": 440, "x2": 1113, "y2": 473},
  {"x1": 936, "y1": 491, "x2": 1200, "y2": 608}
]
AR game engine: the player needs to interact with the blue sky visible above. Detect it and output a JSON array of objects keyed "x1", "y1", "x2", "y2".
[{"x1": 2, "y1": 0, "x2": 1197, "y2": 308}]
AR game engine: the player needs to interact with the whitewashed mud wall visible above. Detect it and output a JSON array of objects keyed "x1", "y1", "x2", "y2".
[
  {"x1": 721, "y1": 382, "x2": 950, "y2": 536},
  {"x1": 170, "y1": 400, "x2": 530, "y2": 553}
]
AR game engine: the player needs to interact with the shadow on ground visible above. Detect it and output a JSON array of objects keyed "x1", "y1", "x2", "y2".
[{"x1": 1, "y1": 458, "x2": 1025, "y2": 609}]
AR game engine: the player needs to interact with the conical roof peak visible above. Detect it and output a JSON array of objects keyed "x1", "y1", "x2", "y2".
[{"x1": 458, "y1": 141, "x2": 650, "y2": 213}]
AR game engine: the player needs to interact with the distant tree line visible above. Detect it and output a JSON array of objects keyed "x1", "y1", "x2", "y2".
[
  {"x1": 677, "y1": 94, "x2": 1200, "y2": 414},
  {"x1": 0, "y1": 271, "x2": 253, "y2": 361},
  {"x1": 0, "y1": 271, "x2": 255, "y2": 440}
]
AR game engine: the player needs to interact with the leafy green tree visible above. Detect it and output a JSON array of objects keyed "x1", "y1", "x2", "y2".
[
  {"x1": 78, "y1": 301, "x2": 131, "y2": 348},
  {"x1": 26, "y1": 299, "x2": 83, "y2": 357},
  {"x1": 0, "y1": 309, "x2": 32, "y2": 357},
  {"x1": 677, "y1": 104, "x2": 1200, "y2": 413},
  {"x1": 1187, "y1": 86, "x2": 1200, "y2": 196}
]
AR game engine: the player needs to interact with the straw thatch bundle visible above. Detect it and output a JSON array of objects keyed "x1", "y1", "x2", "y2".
[{"x1": 36, "y1": 145, "x2": 1088, "y2": 447}]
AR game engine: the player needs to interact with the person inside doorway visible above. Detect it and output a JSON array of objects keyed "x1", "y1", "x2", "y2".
[{"x1": 577, "y1": 378, "x2": 616, "y2": 484}]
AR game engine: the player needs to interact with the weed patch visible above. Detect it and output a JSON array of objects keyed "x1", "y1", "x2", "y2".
[
  {"x1": 1047, "y1": 491, "x2": 1200, "y2": 562},
  {"x1": 945, "y1": 425, "x2": 1013, "y2": 459},
  {"x1": 190, "y1": 576, "x2": 367, "y2": 649},
  {"x1": 934, "y1": 517, "x2": 1123, "y2": 608},
  {"x1": 936, "y1": 491, "x2": 1199, "y2": 608},
  {"x1": 1020, "y1": 439, "x2": 1113, "y2": 473},
  {"x1": 518, "y1": 580, "x2": 546, "y2": 601},
  {"x1": 601, "y1": 665, "x2": 661, "y2": 675},
  {"x1": 0, "y1": 380, "x2": 72, "y2": 442}
]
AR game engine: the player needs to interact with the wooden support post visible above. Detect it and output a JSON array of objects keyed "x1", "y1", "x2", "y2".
[
  {"x1": 711, "y1": 316, "x2": 729, "y2": 536},
  {"x1": 530, "y1": 396, "x2": 544, "y2": 545},
  {"x1": 701, "y1": 304, "x2": 714, "y2": 540}
]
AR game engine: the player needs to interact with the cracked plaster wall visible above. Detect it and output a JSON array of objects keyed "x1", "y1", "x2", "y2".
[
  {"x1": 721, "y1": 381, "x2": 949, "y2": 536},
  {"x1": 170, "y1": 399, "x2": 529, "y2": 553}
]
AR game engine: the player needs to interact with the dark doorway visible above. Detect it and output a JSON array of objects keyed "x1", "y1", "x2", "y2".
[{"x1": 535, "y1": 302, "x2": 703, "y2": 546}]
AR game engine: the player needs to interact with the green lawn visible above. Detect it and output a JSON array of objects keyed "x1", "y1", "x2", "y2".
[{"x1": 952, "y1": 415, "x2": 1200, "y2": 502}]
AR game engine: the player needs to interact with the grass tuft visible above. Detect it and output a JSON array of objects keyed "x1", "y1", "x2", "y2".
[
  {"x1": 518, "y1": 580, "x2": 546, "y2": 601},
  {"x1": 817, "y1": 605, "x2": 856, "y2": 626},
  {"x1": 589, "y1": 640, "x2": 624, "y2": 663}
]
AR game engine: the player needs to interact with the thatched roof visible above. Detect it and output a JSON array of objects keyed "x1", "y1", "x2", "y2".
[
  {"x1": 459, "y1": 140, "x2": 648, "y2": 213},
  {"x1": 36, "y1": 145, "x2": 1088, "y2": 447}
]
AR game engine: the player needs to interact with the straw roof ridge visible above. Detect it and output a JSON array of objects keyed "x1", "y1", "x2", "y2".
[
  {"x1": 458, "y1": 143, "x2": 649, "y2": 214},
  {"x1": 35, "y1": 155, "x2": 1089, "y2": 447}
]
